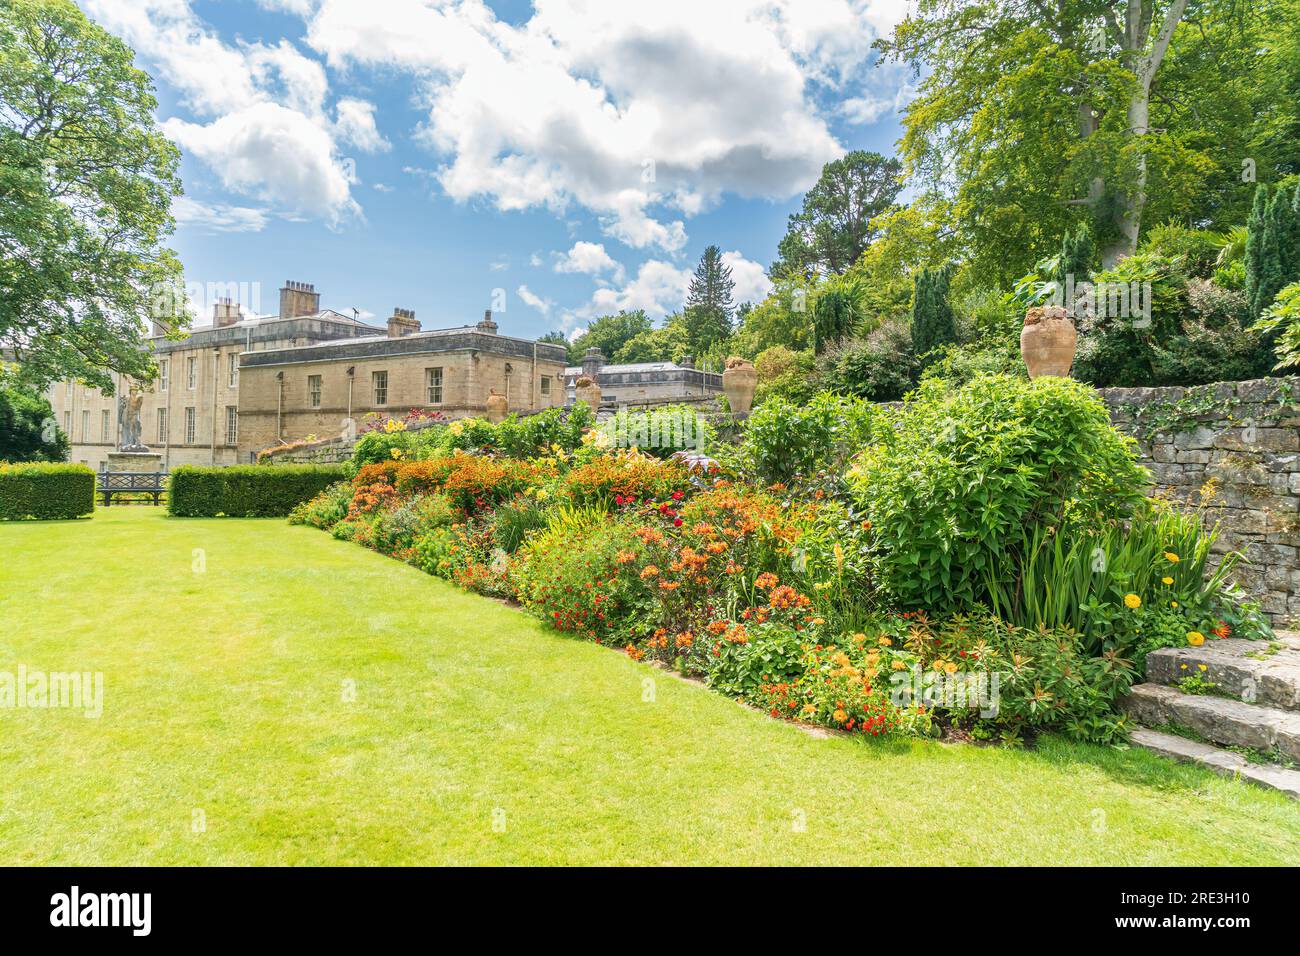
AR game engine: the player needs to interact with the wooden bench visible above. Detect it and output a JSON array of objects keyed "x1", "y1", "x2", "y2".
[{"x1": 97, "y1": 471, "x2": 168, "y2": 506}]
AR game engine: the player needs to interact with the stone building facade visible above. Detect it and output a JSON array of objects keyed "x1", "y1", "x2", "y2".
[
  {"x1": 47, "y1": 282, "x2": 566, "y2": 468},
  {"x1": 236, "y1": 310, "x2": 566, "y2": 458},
  {"x1": 563, "y1": 348, "x2": 723, "y2": 405}
]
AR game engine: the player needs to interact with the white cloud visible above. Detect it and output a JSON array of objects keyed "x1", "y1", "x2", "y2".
[
  {"x1": 334, "y1": 98, "x2": 391, "y2": 153},
  {"x1": 172, "y1": 196, "x2": 270, "y2": 233},
  {"x1": 84, "y1": 0, "x2": 374, "y2": 225},
  {"x1": 721, "y1": 250, "x2": 773, "y2": 305},
  {"x1": 565, "y1": 259, "x2": 693, "y2": 328},
  {"x1": 554, "y1": 241, "x2": 623, "y2": 280},
  {"x1": 517, "y1": 285, "x2": 554, "y2": 317},
  {"x1": 304, "y1": 0, "x2": 905, "y2": 251},
  {"x1": 163, "y1": 104, "x2": 358, "y2": 223}
]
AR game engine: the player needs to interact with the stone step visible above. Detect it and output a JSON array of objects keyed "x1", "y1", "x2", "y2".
[
  {"x1": 1122, "y1": 683, "x2": 1300, "y2": 763},
  {"x1": 1129, "y1": 728, "x2": 1300, "y2": 800},
  {"x1": 1145, "y1": 637, "x2": 1300, "y2": 711}
]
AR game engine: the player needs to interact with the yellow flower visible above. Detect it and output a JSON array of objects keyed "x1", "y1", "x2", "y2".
[
  {"x1": 877, "y1": 636, "x2": 892, "y2": 647},
  {"x1": 944, "y1": 662, "x2": 958, "y2": 674},
  {"x1": 1198, "y1": 664, "x2": 1207, "y2": 672},
  {"x1": 1171, "y1": 601, "x2": 1178, "y2": 608},
  {"x1": 891, "y1": 660, "x2": 908, "y2": 671},
  {"x1": 1180, "y1": 663, "x2": 1188, "y2": 670},
  {"x1": 1187, "y1": 631, "x2": 1205, "y2": 646},
  {"x1": 1164, "y1": 552, "x2": 1180, "y2": 563},
  {"x1": 1161, "y1": 576, "x2": 1173, "y2": 585},
  {"x1": 1124, "y1": 593, "x2": 1141, "y2": 609},
  {"x1": 832, "y1": 709, "x2": 847, "y2": 724}
]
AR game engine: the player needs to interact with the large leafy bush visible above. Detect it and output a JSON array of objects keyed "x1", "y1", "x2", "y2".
[
  {"x1": 849, "y1": 375, "x2": 1147, "y2": 610},
  {"x1": 740, "y1": 392, "x2": 880, "y2": 486}
]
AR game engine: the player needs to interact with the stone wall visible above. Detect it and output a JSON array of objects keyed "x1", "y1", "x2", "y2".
[{"x1": 1101, "y1": 377, "x2": 1300, "y2": 623}]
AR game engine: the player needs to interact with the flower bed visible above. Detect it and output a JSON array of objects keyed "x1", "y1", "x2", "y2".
[{"x1": 288, "y1": 380, "x2": 1270, "y2": 745}]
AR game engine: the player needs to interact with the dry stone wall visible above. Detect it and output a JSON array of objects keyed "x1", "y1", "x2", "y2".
[{"x1": 1101, "y1": 377, "x2": 1300, "y2": 623}]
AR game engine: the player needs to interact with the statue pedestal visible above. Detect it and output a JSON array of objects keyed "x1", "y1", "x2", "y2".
[{"x1": 105, "y1": 451, "x2": 163, "y2": 474}]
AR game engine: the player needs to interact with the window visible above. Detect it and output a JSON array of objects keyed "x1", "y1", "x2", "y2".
[
  {"x1": 63, "y1": 411, "x2": 70, "y2": 435},
  {"x1": 157, "y1": 408, "x2": 168, "y2": 444},
  {"x1": 308, "y1": 374, "x2": 322, "y2": 408},
  {"x1": 225, "y1": 406, "x2": 238, "y2": 445},
  {"x1": 540, "y1": 375, "x2": 552, "y2": 398},
  {"x1": 184, "y1": 406, "x2": 196, "y2": 444},
  {"x1": 101, "y1": 410, "x2": 110, "y2": 442},
  {"x1": 186, "y1": 356, "x2": 196, "y2": 390},
  {"x1": 159, "y1": 359, "x2": 169, "y2": 391},
  {"x1": 66, "y1": 381, "x2": 72, "y2": 398},
  {"x1": 81, "y1": 410, "x2": 89, "y2": 441},
  {"x1": 372, "y1": 370, "x2": 388, "y2": 406},
  {"x1": 425, "y1": 367, "x2": 443, "y2": 404},
  {"x1": 228, "y1": 353, "x2": 238, "y2": 388}
]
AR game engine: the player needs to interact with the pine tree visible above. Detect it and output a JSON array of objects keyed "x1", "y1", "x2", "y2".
[
  {"x1": 911, "y1": 265, "x2": 956, "y2": 363},
  {"x1": 1056, "y1": 223, "x2": 1093, "y2": 285},
  {"x1": 1246, "y1": 184, "x2": 1278, "y2": 317},
  {"x1": 684, "y1": 245, "x2": 735, "y2": 355}
]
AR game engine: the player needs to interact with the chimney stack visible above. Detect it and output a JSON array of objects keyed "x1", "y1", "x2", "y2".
[
  {"x1": 477, "y1": 309, "x2": 498, "y2": 334},
  {"x1": 213, "y1": 297, "x2": 241, "y2": 328},
  {"x1": 387, "y1": 307, "x2": 419, "y2": 338},
  {"x1": 680, "y1": 355, "x2": 694, "y2": 369},
  {"x1": 582, "y1": 347, "x2": 605, "y2": 382},
  {"x1": 279, "y1": 280, "x2": 320, "y2": 319}
]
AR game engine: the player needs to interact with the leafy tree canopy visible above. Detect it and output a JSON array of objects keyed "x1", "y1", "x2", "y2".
[
  {"x1": 771, "y1": 150, "x2": 903, "y2": 280},
  {"x1": 1, "y1": 0, "x2": 186, "y2": 393}
]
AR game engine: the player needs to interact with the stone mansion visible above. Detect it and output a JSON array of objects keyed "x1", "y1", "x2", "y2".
[{"x1": 47, "y1": 281, "x2": 569, "y2": 469}]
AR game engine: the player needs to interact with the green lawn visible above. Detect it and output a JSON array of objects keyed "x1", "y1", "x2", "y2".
[{"x1": 1, "y1": 507, "x2": 1296, "y2": 865}]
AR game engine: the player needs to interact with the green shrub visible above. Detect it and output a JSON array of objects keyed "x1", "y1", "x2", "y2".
[
  {"x1": 741, "y1": 392, "x2": 881, "y2": 486},
  {"x1": 169, "y1": 464, "x2": 347, "y2": 517},
  {"x1": 0, "y1": 462, "x2": 94, "y2": 519},
  {"x1": 288, "y1": 481, "x2": 353, "y2": 529},
  {"x1": 818, "y1": 320, "x2": 918, "y2": 400},
  {"x1": 849, "y1": 374, "x2": 1148, "y2": 610}
]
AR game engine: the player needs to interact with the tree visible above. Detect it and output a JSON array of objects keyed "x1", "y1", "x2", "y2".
[
  {"x1": 567, "y1": 310, "x2": 653, "y2": 364},
  {"x1": 812, "y1": 277, "x2": 865, "y2": 354},
  {"x1": 1246, "y1": 183, "x2": 1300, "y2": 317},
  {"x1": 771, "y1": 150, "x2": 903, "y2": 279},
  {"x1": 876, "y1": 0, "x2": 1292, "y2": 283},
  {"x1": 683, "y1": 245, "x2": 734, "y2": 355},
  {"x1": 537, "y1": 330, "x2": 569, "y2": 348},
  {"x1": 731, "y1": 277, "x2": 815, "y2": 357},
  {"x1": 911, "y1": 266, "x2": 956, "y2": 363},
  {"x1": 0, "y1": 0, "x2": 186, "y2": 393},
  {"x1": 0, "y1": 377, "x2": 68, "y2": 461}
]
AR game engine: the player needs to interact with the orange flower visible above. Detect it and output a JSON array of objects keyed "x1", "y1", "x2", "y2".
[
  {"x1": 639, "y1": 565, "x2": 660, "y2": 580},
  {"x1": 754, "y1": 572, "x2": 779, "y2": 590}
]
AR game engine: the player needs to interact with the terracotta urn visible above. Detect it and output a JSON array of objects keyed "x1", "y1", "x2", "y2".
[
  {"x1": 722, "y1": 357, "x2": 757, "y2": 416},
  {"x1": 485, "y1": 388, "x2": 508, "y2": 424},
  {"x1": 574, "y1": 376, "x2": 602, "y2": 409},
  {"x1": 1021, "y1": 305, "x2": 1076, "y2": 379}
]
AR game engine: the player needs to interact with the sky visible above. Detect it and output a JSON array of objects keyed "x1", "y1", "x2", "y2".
[{"x1": 79, "y1": 0, "x2": 916, "y2": 340}]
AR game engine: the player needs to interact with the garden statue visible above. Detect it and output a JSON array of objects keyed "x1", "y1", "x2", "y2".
[
  {"x1": 1020, "y1": 305, "x2": 1076, "y2": 378},
  {"x1": 116, "y1": 384, "x2": 148, "y2": 451}
]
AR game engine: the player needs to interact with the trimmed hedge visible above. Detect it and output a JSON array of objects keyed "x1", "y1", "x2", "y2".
[
  {"x1": 169, "y1": 464, "x2": 348, "y2": 517},
  {"x1": 0, "y1": 462, "x2": 95, "y2": 520}
]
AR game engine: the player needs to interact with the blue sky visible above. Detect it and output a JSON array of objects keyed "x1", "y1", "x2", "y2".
[{"x1": 81, "y1": 0, "x2": 912, "y2": 339}]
